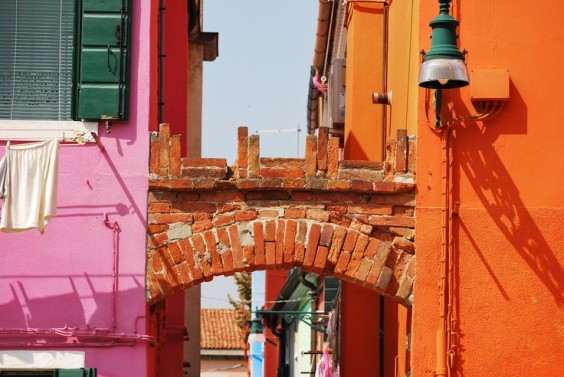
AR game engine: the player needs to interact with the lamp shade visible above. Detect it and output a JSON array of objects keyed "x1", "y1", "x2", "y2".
[
  {"x1": 418, "y1": 58, "x2": 469, "y2": 89},
  {"x1": 418, "y1": 0, "x2": 469, "y2": 89},
  {"x1": 247, "y1": 317, "x2": 266, "y2": 344}
]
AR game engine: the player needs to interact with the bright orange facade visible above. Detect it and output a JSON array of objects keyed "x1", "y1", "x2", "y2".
[
  {"x1": 420, "y1": 1, "x2": 563, "y2": 375},
  {"x1": 344, "y1": 0, "x2": 564, "y2": 375}
]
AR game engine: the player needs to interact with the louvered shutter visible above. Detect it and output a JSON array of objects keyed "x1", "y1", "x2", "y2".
[
  {"x1": 76, "y1": 0, "x2": 131, "y2": 120},
  {"x1": 0, "y1": 0, "x2": 76, "y2": 120}
]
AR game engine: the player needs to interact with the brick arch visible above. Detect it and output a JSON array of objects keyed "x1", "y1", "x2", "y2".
[
  {"x1": 148, "y1": 218, "x2": 414, "y2": 307},
  {"x1": 147, "y1": 124, "x2": 416, "y2": 308}
]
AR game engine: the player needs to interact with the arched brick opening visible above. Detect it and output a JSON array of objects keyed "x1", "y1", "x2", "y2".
[
  {"x1": 148, "y1": 218, "x2": 414, "y2": 306},
  {"x1": 147, "y1": 124, "x2": 416, "y2": 308}
]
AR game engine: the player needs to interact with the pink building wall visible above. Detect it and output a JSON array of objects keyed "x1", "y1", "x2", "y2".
[{"x1": 0, "y1": 1, "x2": 153, "y2": 376}]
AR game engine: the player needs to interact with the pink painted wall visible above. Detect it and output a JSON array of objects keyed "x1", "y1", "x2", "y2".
[{"x1": 0, "y1": 1, "x2": 153, "y2": 376}]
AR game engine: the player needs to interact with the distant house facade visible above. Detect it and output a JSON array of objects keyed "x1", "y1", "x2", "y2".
[{"x1": 200, "y1": 309, "x2": 248, "y2": 377}]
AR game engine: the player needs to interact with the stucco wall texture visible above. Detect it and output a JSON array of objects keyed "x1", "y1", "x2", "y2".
[
  {"x1": 413, "y1": 0, "x2": 564, "y2": 376},
  {"x1": 0, "y1": 1, "x2": 152, "y2": 376}
]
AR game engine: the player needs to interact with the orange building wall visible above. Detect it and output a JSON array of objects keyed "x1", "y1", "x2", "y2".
[
  {"x1": 344, "y1": 2, "x2": 385, "y2": 160},
  {"x1": 413, "y1": 1, "x2": 564, "y2": 376}
]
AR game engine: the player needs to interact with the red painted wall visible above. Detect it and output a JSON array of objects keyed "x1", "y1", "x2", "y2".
[
  {"x1": 264, "y1": 270, "x2": 289, "y2": 377},
  {"x1": 151, "y1": 0, "x2": 188, "y2": 154}
]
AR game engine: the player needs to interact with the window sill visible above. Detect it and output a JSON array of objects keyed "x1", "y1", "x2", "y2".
[{"x1": 0, "y1": 120, "x2": 98, "y2": 142}]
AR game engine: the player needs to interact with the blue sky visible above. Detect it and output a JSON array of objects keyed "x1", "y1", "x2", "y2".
[{"x1": 200, "y1": 0, "x2": 318, "y2": 308}]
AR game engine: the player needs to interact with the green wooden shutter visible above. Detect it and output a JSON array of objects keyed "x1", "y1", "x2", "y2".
[
  {"x1": 0, "y1": 0, "x2": 76, "y2": 120},
  {"x1": 76, "y1": 0, "x2": 131, "y2": 120},
  {"x1": 56, "y1": 369, "x2": 97, "y2": 377}
]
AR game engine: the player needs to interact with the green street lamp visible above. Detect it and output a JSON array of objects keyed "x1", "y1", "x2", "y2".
[{"x1": 418, "y1": 0, "x2": 469, "y2": 89}]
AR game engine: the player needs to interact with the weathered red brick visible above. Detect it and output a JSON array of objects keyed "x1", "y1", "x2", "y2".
[
  {"x1": 175, "y1": 261, "x2": 193, "y2": 286},
  {"x1": 182, "y1": 158, "x2": 228, "y2": 168},
  {"x1": 282, "y1": 178, "x2": 306, "y2": 189},
  {"x1": 213, "y1": 213, "x2": 235, "y2": 227},
  {"x1": 260, "y1": 168, "x2": 305, "y2": 179},
  {"x1": 149, "y1": 202, "x2": 171, "y2": 213},
  {"x1": 350, "y1": 221, "x2": 373, "y2": 235},
  {"x1": 148, "y1": 233, "x2": 168, "y2": 249},
  {"x1": 306, "y1": 209, "x2": 330, "y2": 222},
  {"x1": 149, "y1": 213, "x2": 194, "y2": 225},
  {"x1": 327, "y1": 137, "x2": 340, "y2": 179},
  {"x1": 204, "y1": 231, "x2": 223, "y2": 275},
  {"x1": 313, "y1": 246, "x2": 329, "y2": 273},
  {"x1": 327, "y1": 227, "x2": 347, "y2": 266},
  {"x1": 395, "y1": 129, "x2": 408, "y2": 173},
  {"x1": 176, "y1": 192, "x2": 199, "y2": 202},
  {"x1": 305, "y1": 135, "x2": 317, "y2": 177},
  {"x1": 342, "y1": 230, "x2": 359, "y2": 252},
  {"x1": 328, "y1": 212, "x2": 352, "y2": 228},
  {"x1": 275, "y1": 220, "x2": 285, "y2": 265},
  {"x1": 192, "y1": 219, "x2": 213, "y2": 233},
  {"x1": 158, "y1": 124, "x2": 171, "y2": 176},
  {"x1": 192, "y1": 179, "x2": 218, "y2": 190},
  {"x1": 221, "y1": 249, "x2": 235, "y2": 276},
  {"x1": 200, "y1": 191, "x2": 245, "y2": 202},
  {"x1": 194, "y1": 212, "x2": 212, "y2": 222},
  {"x1": 170, "y1": 136, "x2": 181, "y2": 176},
  {"x1": 249, "y1": 135, "x2": 260, "y2": 178},
  {"x1": 304, "y1": 223, "x2": 322, "y2": 268},
  {"x1": 235, "y1": 210, "x2": 258, "y2": 222},
  {"x1": 228, "y1": 225, "x2": 245, "y2": 271},
  {"x1": 265, "y1": 242, "x2": 276, "y2": 267},
  {"x1": 339, "y1": 160, "x2": 384, "y2": 170},
  {"x1": 259, "y1": 209, "x2": 280, "y2": 218},
  {"x1": 148, "y1": 224, "x2": 168, "y2": 235},
  {"x1": 294, "y1": 243, "x2": 306, "y2": 265},
  {"x1": 236, "y1": 179, "x2": 261, "y2": 190},
  {"x1": 218, "y1": 203, "x2": 242, "y2": 214},
  {"x1": 237, "y1": 127, "x2": 249, "y2": 175},
  {"x1": 335, "y1": 252, "x2": 351, "y2": 274},
  {"x1": 254, "y1": 222, "x2": 266, "y2": 268},
  {"x1": 392, "y1": 236, "x2": 415, "y2": 254},
  {"x1": 355, "y1": 259, "x2": 373, "y2": 282},
  {"x1": 170, "y1": 202, "x2": 217, "y2": 214},
  {"x1": 260, "y1": 158, "x2": 305, "y2": 168},
  {"x1": 317, "y1": 127, "x2": 329, "y2": 171},
  {"x1": 243, "y1": 245, "x2": 255, "y2": 266},
  {"x1": 345, "y1": 234, "x2": 369, "y2": 277},
  {"x1": 305, "y1": 178, "x2": 328, "y2": 190},
  {"x1": 283, "y1": 220, "x2": 297, "y2": 267},
  {"x1": 348, "y1": 204, "x2": 393, "y2": 216},
  {"x1": 319, "y1": 224, "x2": 334, "y2": 247},
  {"x1": 150, "y1": 136, "x2": 160, "y2": 176},
  {"x1": 350, "y1": 180, "x2": 375, "y2": 191},
  {"x1": 179, "y1": 239, "x2": 203, "y2": 282},
  {"x1": 246, "y1": 191, "x2": 290, "y2": 201},
  {"x1": 260, "y1": 179, "x2": 283, "y2": 189},
  {"x1": 264, "y1": 220, "x2": 276, "y2": 241},
  {"x1": 168, "y1": 242, "x2": 184, "y2": 264}
]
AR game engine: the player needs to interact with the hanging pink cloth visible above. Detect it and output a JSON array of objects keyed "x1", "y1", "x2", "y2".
[{"x1": 315, "y1": 349, "x2": 332, "y2": 377}]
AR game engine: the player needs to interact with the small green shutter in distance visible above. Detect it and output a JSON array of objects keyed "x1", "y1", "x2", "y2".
[
  {"x1": 76, "y1": 0, "x2": 130, "y2": 120},
  {"x1": 56, "y1": 369, "x2": 97, "y2": 377}
]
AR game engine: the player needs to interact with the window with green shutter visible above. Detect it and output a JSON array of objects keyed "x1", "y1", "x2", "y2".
[{"x1": 0, "y1": 0, "x2": 130, "y2": 122}]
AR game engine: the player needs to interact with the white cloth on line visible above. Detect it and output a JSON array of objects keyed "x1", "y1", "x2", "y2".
[{"x1": 0, "y1": 139, "x2": 59, "y2": 233}]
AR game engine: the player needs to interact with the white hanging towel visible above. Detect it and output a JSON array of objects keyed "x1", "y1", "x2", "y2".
[{"x1": 0, "y1": 139, "x2": 59, "y2": 233}]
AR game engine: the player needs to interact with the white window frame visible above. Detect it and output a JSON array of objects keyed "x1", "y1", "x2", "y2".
[{"x1": 0, "y1": 121, "x2": 98, "y2": 142}]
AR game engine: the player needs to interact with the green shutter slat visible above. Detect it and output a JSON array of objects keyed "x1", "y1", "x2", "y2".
[
  {"x1": 56, "y1": 368, "x2": 97, "y2": 377},
  {"x1": 76, "y1": 0, "x2": 130, "y2": 120},
  {"x1": 0, "y1": 0, "x2": 76, "y2": 120}
]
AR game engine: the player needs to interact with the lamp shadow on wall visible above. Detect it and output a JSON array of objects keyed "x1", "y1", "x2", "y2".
[{"x1": 449, "y1": 81, "x2": 564, "y2": 309}]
